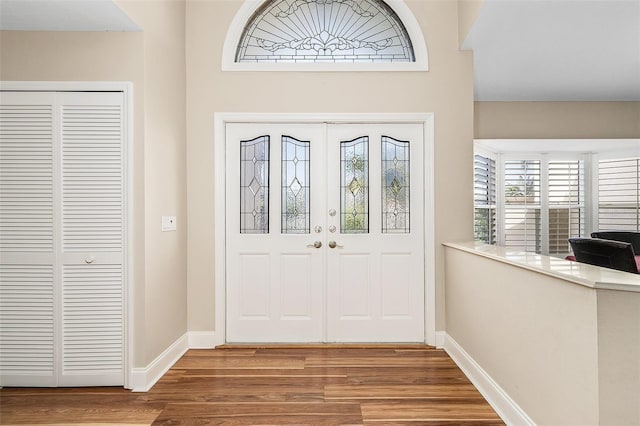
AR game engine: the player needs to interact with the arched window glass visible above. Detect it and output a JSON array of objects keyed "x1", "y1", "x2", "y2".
[{"x1": 236, "y1": 0, "x2": 415, "y2": 63}]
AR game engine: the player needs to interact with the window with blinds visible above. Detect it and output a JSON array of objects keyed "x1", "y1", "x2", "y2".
[
  {"x1": 473, "y1": 154, "x2": 496, "y2": 244},
  {"x1": 598, "y1": 158, "x2": 640, "y2": 231},
  {"x1": 504, "y1": 160, "x2": 541, "y2": 252},
  {"x1": 548, "y1": 161, "x2": 584, "y2": 254}
]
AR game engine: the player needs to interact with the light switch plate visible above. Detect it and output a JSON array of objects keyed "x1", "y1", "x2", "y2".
[{"x1": 162, "y1": 216, "x2": 177, "y2": 232}]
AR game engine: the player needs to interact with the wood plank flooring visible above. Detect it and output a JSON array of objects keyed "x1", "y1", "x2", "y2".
[{"x1": 0, "y1": 345, "x2": 504, "y2": 425}]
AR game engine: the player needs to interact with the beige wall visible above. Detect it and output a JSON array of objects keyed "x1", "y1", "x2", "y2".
[
  {"x1": 118, "y1": 0, "x2": 188, "y2": 365},
  {"x1": 0, "y1": 30, "x2": 149, "y2": 366},
  {"x1": 475, "y1": 101, "x2": 640, "y2": 139},
  {"x1": 597, "y1": 289, "x2": 640, "y2": 425},
  {"x1": 457, "y1": 0, "x2": 484, "y2": 48},
  {"x1": 185, "y1": 0, "x2": 475, "y2": 334},
  {"x1": 445, "y1": 247, "x2": 600, "y2": 425},
  {"x1": 0, "y1": 0, "x2": 188, "y2": 367}
]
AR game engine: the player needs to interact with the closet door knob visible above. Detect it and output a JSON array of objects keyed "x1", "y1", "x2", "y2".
[{"x1": 85, "y1": 256, "x2": 95, "y2": 264}]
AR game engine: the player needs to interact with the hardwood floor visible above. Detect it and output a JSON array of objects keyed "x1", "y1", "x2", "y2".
[{"x1": 0, "y1": 345, "x2": 504, "y2": 425}]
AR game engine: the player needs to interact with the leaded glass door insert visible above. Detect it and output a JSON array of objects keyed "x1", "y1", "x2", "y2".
[
  {"x1": 341, "y1": 137, "x2": 369, "y2": 233},
  {"x1": 282, "y1": 136, "x2": 311, "y2": 233},
  {"x1": 226, "y1": 122, "x2": 425, "y2": 343},
  {"x1": 240, "y1": 136, "x2": 270, "y2": 233}
]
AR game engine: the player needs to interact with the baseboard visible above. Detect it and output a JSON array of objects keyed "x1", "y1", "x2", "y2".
[
  {"x1": 131, "y1": 333, "x2": 189, "y2": 392},
  {"x1": 443, "y1": 334, "x2": 535, "y2": 426},
  {"x1": 188, "y1": 331, "x2": 219, "y2": 348},
  {"x1": 434, "y1": 330, "x2": 446, "y2": 348}
]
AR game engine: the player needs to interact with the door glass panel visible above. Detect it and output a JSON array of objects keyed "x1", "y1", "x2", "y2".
[
  {"x1": 382, "y1": 136, "x2": 410, "y2": 233},
  {"x1": 341, "y1": 137, "x2": 369, "y2": 233},
  {"x1": 282, "y1": 136, "x2": 310, "y2": 234},
  {"x1": 240, "y1": 136, "x2": 270, "y2": 233}
]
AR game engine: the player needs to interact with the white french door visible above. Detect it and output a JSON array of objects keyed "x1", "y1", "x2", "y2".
[{"x1": 225, "y1": 122, "x2": 424, "y2": 342}]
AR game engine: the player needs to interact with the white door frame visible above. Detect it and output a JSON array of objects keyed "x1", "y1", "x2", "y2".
[
  {"x1": 214, "y1": 113, "x2": 436, "y2": 346},
  {"x1": 0, "y1": 81, "x2": 135, "y2": 389}
]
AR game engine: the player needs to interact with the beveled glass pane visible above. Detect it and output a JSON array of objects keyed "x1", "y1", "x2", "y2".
[
  {"x1": 382, "y1": 136, "x2": 409, "y2": 233},
  {"x1": 282, "y1": 136, "x2": 310, "y2": 233},
  {"x1": 341, "y1": 137, "x2": 369, "y2": 233},
  {"x1": 240, "y1": 136, "x2": 270, "y2": 233},
  {"x1": 236, "y1": 0, "x2": 415, "y2": 64}
]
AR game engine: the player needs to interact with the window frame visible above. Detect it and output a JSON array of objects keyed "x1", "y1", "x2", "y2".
[
  {"x1": 473, "y1": 150, "x2": 590, "y2": 256},
  {"x1": 474, "y1": 139, "x2": 640, "y2": 256},
  {"x1": 222, "y1": 0, "x2": 429, "y2": 72}
]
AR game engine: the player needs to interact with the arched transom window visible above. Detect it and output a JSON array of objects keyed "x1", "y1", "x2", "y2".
[{"x1": 236, "y1": 0, "x2": 415, "y2": 64}]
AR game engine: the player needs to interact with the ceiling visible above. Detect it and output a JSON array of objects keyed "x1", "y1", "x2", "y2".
[
  {"x1": 0, "y1": 0, "x2": 139, "y2": 32},
  {"x1": 1, "y1": 0, "x2": 638, "y2": 101},
  {"x1": 464, "y1": 0, "x2": 640, "y2": 101}
]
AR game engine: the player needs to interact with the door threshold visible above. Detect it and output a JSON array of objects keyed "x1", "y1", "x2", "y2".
[{"x1": 218, "y1": 343, "x2": 434, "y2": 349}]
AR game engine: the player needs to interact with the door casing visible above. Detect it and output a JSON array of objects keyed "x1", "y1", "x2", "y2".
[{"x1": 214, "y1": 113, "x2": 436, "y2": 346}]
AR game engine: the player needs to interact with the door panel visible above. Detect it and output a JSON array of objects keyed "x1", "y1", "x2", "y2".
[
  {"x1": 226, "y1": 122, "x2": 424, "y2": 343},
  {"x1": 58, "y1": 92, "x2": 124, "y2": 387},
  {"x1": 0, "y1": 92, "x2": 56, "y2": 386},
  {"x1": 226, "y1": 124, "x2": 325, "y2": 342},
  {"x1": 326, "y1": 124, "x2": 424, "y2": 342}
]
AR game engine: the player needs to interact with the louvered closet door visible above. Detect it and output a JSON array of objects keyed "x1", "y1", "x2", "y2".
[
  {"x1": 58, "y1": 92, "x2": 124, "y2": 386},
  {"x1": 0, "y1": 91, "x2": 125, "y2": 387},
  {"x1": 0, "y1": 92, "x2": 56, "y2": 386}
]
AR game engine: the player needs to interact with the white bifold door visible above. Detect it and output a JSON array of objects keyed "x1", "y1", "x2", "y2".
[
  {"x1": 226, "y1": 123, "x2": 424, "y2": 342},
  {"x1": 0, "y1": 91, "x2": 126, "y2": 387}
]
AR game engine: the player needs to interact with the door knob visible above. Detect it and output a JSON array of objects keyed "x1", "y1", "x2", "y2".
[
  {"x1": 328, "y1": 241, "x2": 343, "y2": 249},
  {"x1": 84, "y1": 256, "x2": 95, "y2": 264},
  {"x1": 307, "y1": 241, "x2": 322, "y2": 249}
]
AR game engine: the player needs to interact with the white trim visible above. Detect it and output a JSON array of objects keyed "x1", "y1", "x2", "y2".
[
  {"x1": 131, "y1": 333, "x2": 189, "y2": 392},
  {"x1": 443, "y1": 333, "x2": 535, "y2": 426},
  {"x1": 221, "y1": 0, "x2": 428, "y2": 72},
  {"x1": 0, "y1": 81, "x2": 135, "y2": 389},
  {"x1": 423, "y1": 114, "x2": 436, "y2": 346},
  {"x1": 434, "y1": 330, "x2": 445, "y2": 348},
  {"x1": 214, "y1": 112, "x2": 436, "y2": 345},
  {"x1": 188, "y1": 331, "x2": 219, "y2": 349}
]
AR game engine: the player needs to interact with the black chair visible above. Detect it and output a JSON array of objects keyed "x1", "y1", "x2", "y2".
[
  {"x1": 591, "y1": 231, "x2": 640, "y2": 254},
  {"x1": 568, "y1": 238, "x2": 639, "y2": 274}
]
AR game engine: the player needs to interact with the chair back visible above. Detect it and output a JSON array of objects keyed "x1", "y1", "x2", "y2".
[
  {"x1": 569, "y1": 238, "x2": 638, "y2": 274},
  {"x1": 591, "y1": 231, "x2": 640, "y2": 253}
]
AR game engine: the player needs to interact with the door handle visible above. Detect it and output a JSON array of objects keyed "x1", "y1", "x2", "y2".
[
  {"x1": 307, "y1": 241, "x2": 322, "y2": 249},
  {"x1": 328, "y1": 241, "x2": 343, "y2": 249}
]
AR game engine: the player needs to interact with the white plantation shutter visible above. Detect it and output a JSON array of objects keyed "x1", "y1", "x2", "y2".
[
  {"x1": 0, "y1": 91, "x2": 125, "y2": 387},
  {"x1": 598, "y1": 158, "x2": 640, "y2": 231},
  {"x1": 548, "y1": 161, "x2": 584, "y2": 254},
  {"x1": 474, "y1": 154, "x2": 496, "y2": 244},
  {"x1": 503, "y1": 160, "x2": 541, "y2": 252}
]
